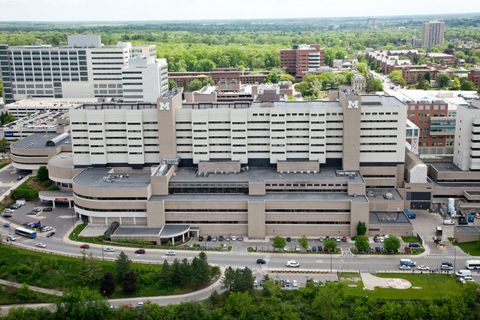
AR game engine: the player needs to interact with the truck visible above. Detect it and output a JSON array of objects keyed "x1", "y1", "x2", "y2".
[
  {"x1": 400, "y1": 259, "x2": 416, "y2": 267},
  {"x1": 436, "y1": 226, "x2": 443, "y2": 238},
  {"x1": 403, "y1": 209, "x2": 416, "y2": 219},
  {"x1": 15, "y1": 199, "x2": 26, "y2": 206}
]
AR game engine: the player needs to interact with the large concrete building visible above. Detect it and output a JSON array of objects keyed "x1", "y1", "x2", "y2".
[
  {"x1": 0, "y1": 35, "x2": 167, "y2": 104},
  {"x1": 280, "y1": 44, "x2": 325, "y2": 79},
  {"x1": 34, "y1": 88, "x2": 413, "y2": 241},
  {"x1": 422, "y1": 21, "x2": 445, "y2": 48}
]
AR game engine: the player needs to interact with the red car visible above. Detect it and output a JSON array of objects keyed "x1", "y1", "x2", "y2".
[
  {"x1": 80, "y1": 244, "x2": 90, "y2": 249},
  {"x1": 341, "y1": 236, "x2": 348, "y2": 242},
  {"x1": 135, "y1": 249, "x2": 146, "y2": 254}
]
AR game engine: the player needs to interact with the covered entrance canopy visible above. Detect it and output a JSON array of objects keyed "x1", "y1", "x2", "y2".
[
  {"x1": 111, "y1": 224, "x2": 199, "y2": 245},
  {"x1": 39, "y1": 191, "x2": 74, "y2": 208}
]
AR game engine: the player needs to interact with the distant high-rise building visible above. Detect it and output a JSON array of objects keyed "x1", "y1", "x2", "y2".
[
  {"x1": 422, "y1": 21, "x2": 445, "y2": 48},
  {"x1": 280, "y1": 44, "x2": 325, "y2": 79},
  {"x1": 367, "y1": 18, "x2": 376, "y2": 29},
  {"x1": 0, "y1": 35, "x2": 167, "y2": 104}
]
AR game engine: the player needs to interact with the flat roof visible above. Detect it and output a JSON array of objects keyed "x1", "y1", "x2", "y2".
[
  {"x1": 48, "y1": 153, "x2": 73, "y2": 169},
  {"x1": 172, "y1": 166, "x2": 363, "y2": 183},
  {"x1": 151, "y1": 192, "x2": 367, "y2": 202},
  {"x1": 6, "y1": 98, "x2": 99, "y2": 108},
  {"x1": 430, "y1": 162, "x2": 461, "y2": 172},
  {"x1": 73, "y1": 167, "x2": 151, "y2": 189},
  {"x1": 11, "y1": 132, "x2": 70, "y2": 150},
  {"x1": 456, "y1": 226, "x2": 480, "y2": 233},
  {"x1": 369, "y1": 211, "x2": 411, "y2": 224},
  {"x1": 114, "y1": 227, "x2": 161, "y2": 236}
]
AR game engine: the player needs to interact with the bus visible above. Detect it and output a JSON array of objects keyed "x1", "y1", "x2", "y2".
[
  {"x1": 15, "y1": 227, "x2": 37, "y2": 239},
  {"x1": 466, "y1": 260, "x2": 480, "y2": 270}
]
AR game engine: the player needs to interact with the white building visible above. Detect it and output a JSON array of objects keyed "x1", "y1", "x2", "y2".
[
  {"x1": 121, "y1": 56, "x2": 168, "y2": 103},
  {"x1": 5, "y1": 97, "x2": 100, "y2": 118},
  {"x1": 0, "y1": 35, "x2": 167, "y2": 104},
  {"x1": 454, "y1": 99, "x2": 480, "y2": 171}
]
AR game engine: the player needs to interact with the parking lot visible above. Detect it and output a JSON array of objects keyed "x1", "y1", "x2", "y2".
[
  {"x1": 253, "y1": 271, "x2": 339, "y2": 290},
  {"x1": 2, "y1": 200, "x2": 75, "y2": 239}
]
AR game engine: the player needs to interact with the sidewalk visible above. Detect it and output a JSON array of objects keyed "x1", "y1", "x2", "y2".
[{"x1": 0, "y1": 279, "x2": 63, "y2": 296}]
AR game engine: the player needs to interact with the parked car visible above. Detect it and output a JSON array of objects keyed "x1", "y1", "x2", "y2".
[
  {"x1": 3, "y1": 223, "x2": 10, "y2": 228},
  {"x1": 335, "y1": 236, "x2": 341, "y2": 242},
  {"x1": 237, "y1": 236, "x2": 244, "y2": 241},
  {"x1": 292, "y1": 280, "x2": 298, "y2": 287},
  {"x1": 42, "y1": 207, "x2": 53, "y2": 212},
  {"x1": 404, "y1": 246, "x2": 412, "y2": 253},
  {"x1": 443, "y1": 219, "x2": 455, "y2": 225},
  {"x1": 467, "y1": 213, "x2": 475, "y2": 223},
  {"x1": 104, "y1": 247, "x2": 115, "y2": 252},
  {"x1": 375, "y1": 247, "x2": 381, "y2": 253},
  {"x1": 231, "y1": 235, "x2": 236, "y2": 241},
  {"x1": 317, "y1": 245, "x2": 323, "y2": 252},
  {"x1": 458, "y1": 217, "x2": 468, "y2": 225},
  {"x1": 198, "y1": 235, "x2": 204, "y2": 241},
  {"x1": 295, "y1": 245, "x2": 301, "y2": 252},
  {"x1": 417, "y1": 265, "x2": 430, "y2": 271},
  {"x1": 219, "y1": 235, "x2": 224, "y2": 241},
  {"x1": 286, "y1": 260, "x2": 300, "y2": 268},
  {"x1": 319, "y1": 236, "x2": 325, "y2": 242},
  {"x1": 6, "y1": 235, "x2": 16, "y2": 241},
  {"x1": 46, "y1": 231, "x2": 55, "y2": 237},
  {"x1": 165, "y1": 251, "x2": 175, "y2": 256},
  {"x1": 135, "y1": 249, "x2": 146, "y2": 254},
  {"x1": 36, "y1": 243, "x2": 47, "y2": 248},
  {"x1": 286, "y1": 237, "x2": 291, "y2": 242},
  {"x1": 212, "y1": 236, "x2": 217, "y2": 242},
  {"x1": 256, "y1": 258, "x2": 266, "y2": 264},
  {"x1": 341, "y1": 236, "x2": 347, "y2": 242},
  {"x1": 312, "y1": 246, "x2": 317, "y2": 252},
  {"x1": 2, "y1": 212, "x2": 12, "y2": 218},
  {"x1": 207, "y1": 235, "x2": 212, "y2": 241},
  {"x1": 408, "y1": 243, "x2": 421, "y2": 248},
  {"x1": 373, "y1": 235, "x2": 380, "y2": 242},
  {"x1": 80, "y1": 244, "x2": 90, "y2": 249},
  {"x1": 32, "y1": 207, "x2": 42, "y2": 213}
]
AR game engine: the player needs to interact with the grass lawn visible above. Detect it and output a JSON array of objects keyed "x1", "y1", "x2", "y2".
[
  {"x1": 455, "y1": 241, "x2": 480, "y2": 256},
  {"x1": 0, "y1": 284, "x2": 57, "y2": 305},
  {"x1": 401, "y1": 236, "x2": 419, "y2": 243},
  {"x1": 343, "y1": 273, "x2": 464, "y2": 300},
  {"x1": 0, "y1": 158, "x2": 11, "y2": 171},
  {"x1": 0, "y1": 244, "x2": 219, "y2": 299}
]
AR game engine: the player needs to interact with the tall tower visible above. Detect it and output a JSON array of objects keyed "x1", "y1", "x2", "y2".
[{"x1": 422, "y1": 21, "x2": 445, "y2": 48}]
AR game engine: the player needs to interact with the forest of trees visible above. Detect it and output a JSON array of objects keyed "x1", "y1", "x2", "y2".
[{"x1": 1, "y1": 280, "x2": 479, "y2": 320}]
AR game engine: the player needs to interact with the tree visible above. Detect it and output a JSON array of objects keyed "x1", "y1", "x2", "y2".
[
  {"x1": 355, "y1": 235, "x2": 370, "y2": 253},
  {"x1": 272, "y1": 236, "x2": 286, "y2": 250},
  {"x1": 461, "y1": 80, "x2": 476, "y2": 91},
  {"x1": 299, "y1": 235, "x2": 308, "y2": 249},
  {"x1": 168, "y1": 79, "x2": 178, "y2": 90},
  {"x1": 357, "y1": 222, "x2": 367, "y2": 236},
  {"x1": 122, "y1": 270, "x2": 139, "y2": 294},
  {"x1": 0, "y1": 139, "x2": 9, "y2": 153},
  {"x1": 187, "y1": 79, "x2": 204, "y2": 91},
  {"x1": 1, "y1": 113, "x2": 15, "y2": 125},
  {"x1": 191, "y1": 252, "x2": 210, "y2": 288},
  {"x1": 158, "y1": 260, "x2": 172, "y2": 288},
  {"x1": 0, "y1": 80, "x2": 2, "y2": 97},
  {"x1": 178, "y1": 258, "x2": 192, "y2": 286},
  {"x1": 56, "y1": 288, "x2": 111, "y2": 320},
  {"x1": 195, "y1": 58, "x2": 216, "y2": 72},
  {"x1": 324, "y1": 239, "x2": 337, "y2": 253},
  {"x1": 436, "y1": 72, "x2": 451, "y2": 88},
  {"x1": 451, "y1": 77, "x2": 461, "y2": 90},
  {"x1": 355, "y1": 62, "x2": 368, "y2": 75},
  {"x1": 388, "y1": 70, "x2": 406, "y2": 86},
  {"x1": 384, "y1": 235, "x2": 400, "y2": 253},
  {"x1": 115, "y1": 251, "x2": 131, "y2": 286},
  {"x1": 36, "y1": 166, "x2": 49, "y2": 182},
  {"x1": 222, "y1": 267, "x2": 254, "y2": 292},
  {"x1": 99, "y1": 272, "x2": 115, "y2": 296},
  {"x1": 78, "y1": 251, "x2": 101, "y2": 285}
]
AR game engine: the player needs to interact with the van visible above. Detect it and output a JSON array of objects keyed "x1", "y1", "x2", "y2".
[
  {"x1": 16, "y1": 199, "x2": 26, "y2": 206},
  {"x1": 400, "y1": 259, "x2": 416, "y2": 267},
  {"x1": 455, "y1": 269, "x2": 472, "y2": 278}
]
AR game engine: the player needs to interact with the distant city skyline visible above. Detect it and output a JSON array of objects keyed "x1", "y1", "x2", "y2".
[{"x1": 0, "y1": 0, "x2": 479, "y2": 21}]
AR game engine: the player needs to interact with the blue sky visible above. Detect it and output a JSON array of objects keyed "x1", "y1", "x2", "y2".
[{"x1": 0, "y1": 0, "x2": 479, "y2": 21}]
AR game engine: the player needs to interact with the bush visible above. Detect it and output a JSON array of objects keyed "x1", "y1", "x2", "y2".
[
  {"x1": 355, "y1": 235, "x2": 369, "y2": 253},
  {"x1": 384, "y1": 235, "x2": 400, "y2": 253}
]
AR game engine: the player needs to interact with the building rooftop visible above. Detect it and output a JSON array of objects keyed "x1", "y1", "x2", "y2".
[
  {"x1": 73, "y1": 167, "x2": 151, "y2": 189},
  {"x1": 455, "y1": 226, "x2": 480, "y2": 233},
  {"x1": 430, "y1": 162, "x2": 461, "y2": 172},
  {"x1": 3, "y1": 110, "x2": 67, "y2": 131},
  {"x1": 10, "y1": 132, "x2": 70, "y2": 150},
  {"x1": 369, "y1": 211, "x2": 411, "y2": 224},
  {"x1": 6, "y1": 98, "x2": 100, "y2": 109},
  {"x1": 48, "y1": 152, "x2": 74, "y2": 169},
  {"x1": 172, "y1": 166, "x2": 364, "y2": 183}
]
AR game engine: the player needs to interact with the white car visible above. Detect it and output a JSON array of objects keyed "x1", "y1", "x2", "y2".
[
  {"x1": 417, "y1": 265, "x2": 430, "y2": 271},
  {"x1": 286, "y1": 260, "x2": 300, "y2": 268},
  {"x1": 399, "y1": 264, "x2": 411, "y2": 270},
  {"x1": 104, "y1": 247, "x2": 115, "y2": 252},
  {"x1": 443, "y1": 219, "x2": 455, "y2": 225},
  {"x1": 335, "y1": 236, "x2": 341, "y2": 242},
  {"x1": 36, "y1": 242, "x2": 47, "y2": 248},
  {"x1": 6, "y1": 235, "x2": 16, "y2": 241},
  {"x1": 165, "y1": 251, "x2": 175, "y2": 256},
  {"x1": 292, "y1": 280, "x2": 298, "y2": 287},
  {"x1": 379, "y1": 236, "x2": 385, "y2": 243},
  {"x1": 136, "y1": 301, "x2": 144, "y2": 308}
]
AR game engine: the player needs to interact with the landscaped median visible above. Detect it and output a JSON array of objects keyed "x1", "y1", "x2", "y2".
[
  {"x1": 0, "y1": 244, "x2": 220, "y2": 304},
  {"x1": 69, "y1": 224, "x2": 232, "y2": 252},
  {"x1": 449, "y1": 238, "x2": 480, "y2": 256}
]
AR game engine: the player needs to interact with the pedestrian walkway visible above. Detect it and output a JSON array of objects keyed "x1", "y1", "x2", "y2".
[{"x1": 0, "y1": 279, "x2": 63, "y2": 296}]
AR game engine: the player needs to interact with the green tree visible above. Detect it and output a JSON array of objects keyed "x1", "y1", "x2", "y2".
[
  {"x1": 168, "y1": 79, "x2": 178, "y2": 90},
  {"x1": 272, "y1": 236, "x2": 286, "y2": 250},
  {"x1": 178, "y1": 258, "x2": 192, "y2": 286},
  {"x1": 436, "y1": 72, "x2": 451, "y2": 88},
  {"x1": 223, "y1": 291, "x2": 256, "y2": 318},
  {"x1": 384, "y1": 235, "x2": 400, "y2": 253},
  {"x1": 0, "y1": 139, "x2": 9, "y2": 153},
  {"x1": 191, "y1": 252, "x2": 210, "y2": 288},
  {"x1": 357, "y1": 222, "x2": 367, "y2": 236},
  {"x1": 324, "y1": 239, "x2": 337, "y2": 253},
  {"x1": 461, "y1": 79, "x2": 476, "y2": 91},
  {"x1": 78, "y1": 251, "x2": 101, "y2": 285},
  {"x1": 122, "y1": 270, "x2": 139, "y2": 294},
  {"x1": 355, "y1": 62, "x2": 368, "y2": 75},
  {"x1": 187, "y1": 79, "x2": 204, "y2": 91},
  {"x1": 222, "y1": 266, "x2": 254, "y2": 292},
  {"x1": 99, "y1": 272, "x2": 115, "y2": 296},
  {"x1": 299, "y1": 235, "x2": 308, "y2": 249},
  {"x1": 1, "y1": 113, "x2": 15, "y2": 125},
  {"x1": 55, "y1": 288, "x2": 111, "y2": 320},
  {"x1": 195, "y1": 58, "x2": 216, "y2": 72},
  {"x1": 158, "y1": 260, "x2": 172, "y2": 289},
  {"x1": 36, "y1": 166, "x2": 49, "y2": 182},
  {"x1": 355, "y1": 235, "x2": 370, "y2": 253},
  {"x1": 115, "y1": 251, "x2": 131, "y2": 286},
  {"x1": 0, "y1": 80, "x2": 2, "y2": 97},
  {"x1": 311, "y1": 282, "x2": 346, "y2": 320},
  {"x1": 451, "y1": 77, "x2": 461, "y2": 90},
  {"x1": 388, "y1": 70, "x2": 406, "y2": 86}
]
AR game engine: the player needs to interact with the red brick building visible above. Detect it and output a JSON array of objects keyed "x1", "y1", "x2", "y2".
[
  {"x1": 169, "y1": 68, "x2": 268, "y2": 88},
  {"x1": 468, "y1": 70, "x2": 480, "y2": 90},
  {"x1": 280, "y1": 44, "x2": 325, "y2": 79}
]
